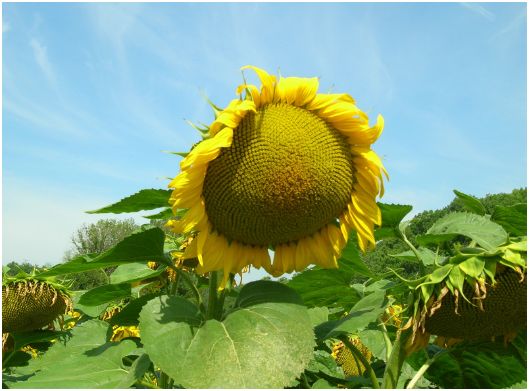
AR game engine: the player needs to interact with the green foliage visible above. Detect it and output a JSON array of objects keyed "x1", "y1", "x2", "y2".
[
  {"x1": 409, "y1": 336, "x2": 527, "y2": 388},
  {"x1": 3, "y1": 187, "x2": 527, "y2": 389},
  {"x1": 87, "y1": 189, "x2": 172, "y2": 214},
  {"x1": 5, "y1": 320, "x2": 139, "y2": 388},
  {"x1": 78, "y1": 283, "x2": 132, "y2": 306},
  {"x1": 39, "y1": 227, "x2": 166, "y2": 278},
  {"x1": 417, "y1": 212, "x2": 508, "y2": 250},
  {"x1": 139, "y1": 281, "x2": 316, "y2": 388},
  {"x1": 66, "y1": 218, "x2": 139, "y2": 256},
  {"x1": 492, "y1": 203, "x2": 527, "y2": 236},
  {"x1": 4, "y1": 262, "x2": 47, "y2": 276}
]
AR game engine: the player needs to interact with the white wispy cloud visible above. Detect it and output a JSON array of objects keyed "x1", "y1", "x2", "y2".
[
  {"x1": 4, "y1": 98, "x2": 90, "y2": 139},
  {"x1": 490, "y1": 8, "x2": 526, "y2": 41},
  {"x1": 29, "y1": 38, "x2": 57, "y2": 86},
  {"x1": 460, "y1": 3, "x2": 495, "y2": 21}
]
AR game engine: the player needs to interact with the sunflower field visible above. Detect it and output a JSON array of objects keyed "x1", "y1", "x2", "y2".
[{"x1": 2, "y1": 66, "x2": 526, "y2": 389}]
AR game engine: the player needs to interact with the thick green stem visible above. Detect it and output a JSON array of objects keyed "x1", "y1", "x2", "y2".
[
  {"x1": 163, "y1": 260, "x2": 205, "y2": 314},
  {"x1": 339, "y1": 336, "x2": 380, "y2": 389},
  {"x1": 159, "y1": 371, "x2": 169, "y2": 388},
  {"x1": 206, "y1": 271, "x2": 219, "y2": 320},
  {"x1": 378, "y1": 322, "x2": 393, "y2": 361},
  {"x1": 300, "y1": 372, "x2": 311, "y2": 389},
  {"x1": 169, "y1": 273, "x2": 181, "y2": 296},
  {"x1": 381, "y1": 329, "x2": 408, "y2": 388}
]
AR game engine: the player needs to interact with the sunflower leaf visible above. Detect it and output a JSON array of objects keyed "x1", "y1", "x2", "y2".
[
  {"x1": 37, "y1": 227, "x2": 166, "y2": 277},
  {"x1": 453, "y1": 189, "x2": 486, "y2": 215},
  {"x1": 5, "y1": 320, "x2": 138, "y2": 388},
  {"x1": 416, "y1": 212, "x2": 508, "y2": 250},
  {"x1": 143, "y1": 207, "x2": 176, "y2": 220},
  {"x1": 140, "y1": 284, "x2": 315, "y2": 388},
  {"x1": 78, "y1": 283, "x2": 131, "y2": 306},
  {"x1": 110, "y1": 262, "x2": 165, "y2": 284},
  {"x1": 87, "y1": 189, "x2": 172, "y2": 214}
]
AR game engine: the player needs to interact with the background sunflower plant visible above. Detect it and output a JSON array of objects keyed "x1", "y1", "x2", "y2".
[{"x1": 2, "y1": 67, "x2": 526, "y2": 389}]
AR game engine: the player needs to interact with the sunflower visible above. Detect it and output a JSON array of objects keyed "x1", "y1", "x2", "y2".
[
  {"x1": 403, "y1": 238, "x2": 527, "y2": 354},
  {"x1": 167, "y1": 66, "x2": 387, "y2": 286}
]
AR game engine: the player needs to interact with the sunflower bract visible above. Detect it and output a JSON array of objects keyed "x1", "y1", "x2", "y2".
[
  {"x1": 2, "y1": 280, "x2": 71, "y2": 333},
  {"x1": 425, "y1": 267, "x2": 526, "y2": 340},
  {"x1": 167, "y1": 65, "x2": 387, "y2": 287}
]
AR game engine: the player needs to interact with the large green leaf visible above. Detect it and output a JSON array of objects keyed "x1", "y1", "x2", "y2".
[
  {"x1": 87, "y1": 189, "x2": 172, "y2": 214},
  {"x1": 422, "y1": 338, "x2": 527, "y2": 388},
  {"x1": 416, "y1": 212, "x2": 508, "y2": 250},
  {"x1": 110, "y1": 262, "x2": 165, "y2": 284},
  {"x1": 78, "y1": 283, "x2": 132, "y2": 306},
  {"x1": 453, "y1": 189, "x2": 486, "y2": 215},
  {"x1": 140, "y1": 282, "x2": 315, "y2": 388},
  {"x1": 315, "y1": 289, "x2": 388, "y2": 340},
  {"x1": 390, "y1": 247, "x2": 444, "y2": 266},
  {"x1": 38, "y1": 227, "x2": 166, "y2": 277},
  {"x1": 375, "y1": 203, "x2": 413, "y2": 240},
  {"x1": 492, "y1": 203, "x2": 527, "y2": 236},
  {"x1": 6, "y1": 320, "x2": 138, "y2": 388}
]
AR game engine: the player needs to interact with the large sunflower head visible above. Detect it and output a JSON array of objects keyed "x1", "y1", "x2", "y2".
[{"x1": 167, "y1": 66, "x2": 387, "y2": 286}]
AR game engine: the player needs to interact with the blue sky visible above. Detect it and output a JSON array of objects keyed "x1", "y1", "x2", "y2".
[{"x1": 3, "y1": 2, "x2": 527, "y2": 270}]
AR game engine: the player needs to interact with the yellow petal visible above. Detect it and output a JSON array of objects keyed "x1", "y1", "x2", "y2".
[
  {"x1": 236, "y1": 84, "x2": 261, "y2": 105},
  {"x1": 180, "y1": 127, "x2": 233, "y2": 170},
  {"x1": 241, "y1": 65, "x2": 277, "y2": 106},
  {"x1": 276, "y1": 76, "x2": 319, "y2": 107}
]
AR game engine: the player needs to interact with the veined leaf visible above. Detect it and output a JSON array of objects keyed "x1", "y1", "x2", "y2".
[
  {"x1": 453, "y1": 189, "x2": 486, "y2": 215},
  {"x1": 140, "y1": 282, "x2": 315, "y2": 388},
  {"x1": 6, "y1": 320, "x2": 138, "y2": 388},
  {"x1": 110, "y1": 262, "x2": 165, "y2": 284},
  {"x1": 143, "y1": 207, "x2": 175, "y2": 220},
  {"x1": 87, "y1": 189, "x2": 172, "y2": 214},
  {"x1": 390, "y1": 247, "x2": 444, "y2": 266},
  {"x1": 416, "y1": 212, "x2": 508, "y2": 250},
  {"x1": 315, "y1": 289, "x2": 388, "y2": 340},
  {"x1": 37, "y1": 227, "x2": 166, "y2": 278},
  {"x1": 78, "y1": 283, "x2": 131, "y2": 306}
]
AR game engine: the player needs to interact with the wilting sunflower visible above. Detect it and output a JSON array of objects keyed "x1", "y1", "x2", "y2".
[
  {"x1": 167, "y1": 66, "x2": 387, "y2": 285},
  {"x1": 403, "y1": 238, "x2": 527, "y2": 354}
]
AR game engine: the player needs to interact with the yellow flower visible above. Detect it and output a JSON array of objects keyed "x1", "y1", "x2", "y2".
[
  {"x1": 167, "y1": 66, "x2": 387, "y2": 286},
  {"x1": 331, "y1": 336, "x2": 372, "y2": 377},
  {"x1": 110, "y1": 325, "x2": 140, "y2": 342}
]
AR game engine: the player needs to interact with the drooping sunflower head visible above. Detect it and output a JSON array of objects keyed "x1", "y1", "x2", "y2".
[
  {"x1": 2, "y1": 273, "x2": 72, "y2": 333},
  {"x1": 403, "y1": 238, "x2": 527, "y2": 354},
  {"x1": 167, "y1": 66, "x2": 387, "y2": 285}
]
